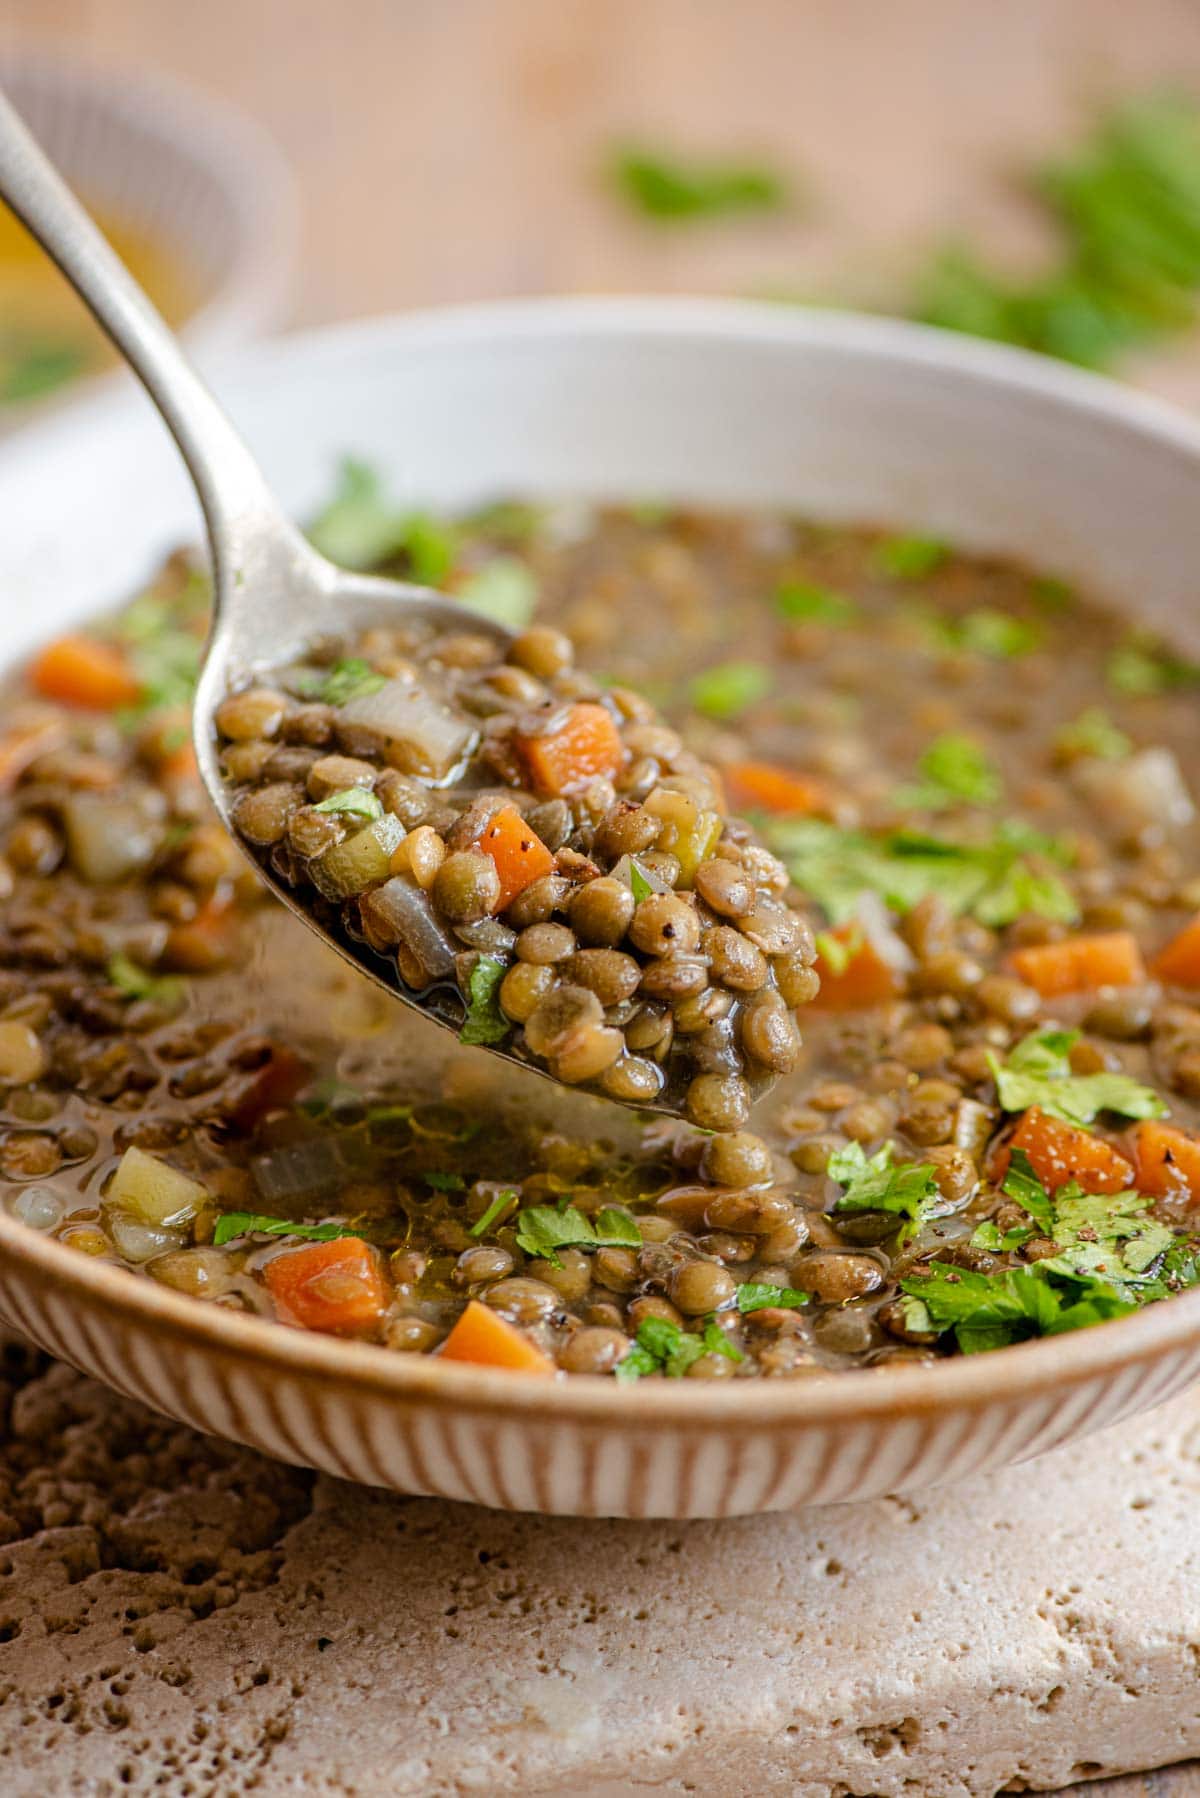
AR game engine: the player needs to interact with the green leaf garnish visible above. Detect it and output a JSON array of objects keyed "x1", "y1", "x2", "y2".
[
  {"x1": 469, "y1": 1190, "x2": 519, "y2": 1238},
  {"x1": 876, "y1": 535, "x2": 948, "y2": 579},
  {"x1": 896, "y1": 733, "x2": 1002, "y2": 811},
  {"x1": 311, "y1": 786, "x2": 384, "y2": 820},
  {"x1": 774, "y1": 581, "x2": 856, "y2": 625},
  {"x1": 1106, "y1": 639, "x2": 1200, "y2": 695},
  {"x1": 616, "y1": 1316, "x2": 743, "y2": 1381},
  {"x1": 307, "y1": 458, "x2": 458, "y2": 579},
  {"x1": 212, "y1": 1212, "x2": 369, "y2": 1247},
  {"x1": 627, "y1": 859, "x2": 655, "y2": 904},
  {"x1": 426, "y1": 1171, "x2": 466, "y2": 1192},
  {"x1": 736, "y1": 1282, "x2": 809, "y2": 1314},
  {"x1": 1054, "y1": 708, "x2": 1132, "y2": 762},
  {"x1": 106, "y1": 953, "x2": 187, "y2": 1011},
  {"x1": 456, "y1": 557, "x2": 537, "y2": 630},
  {"x1": 300, "y1": 658, "x2": 388, "y2": 707},
  {"x1": 688, "y1": 660, "x2": 772, "y2": 720},
  {"x1": 0, "y1": 332, "x2": 91, "y2": 404},
  {"x1": 827, "y1": 1140, "x2": 941, "y2": 1225},
  {"x1": 988, "y1": 1028, "x2": 1167, "y2": 1126},
  {"x1": 514, "y1": 1202, "x2": 641, "y2": 1267},
  {"x1": 458, "y1": 955, "x2": 511, "y2": 1048},
  {"x1": 813, "y1": 926, "x2": 861, "y2": 977},
  {"x1": 766, "y1": 816, "x2": 1076, "y2": 929},
  {"x1": 899, "y1": 1259, "x2": 1137, "y2": 1354},
  {"x1": 609, "y1": 145, "x2": 788, "y2": 221}
]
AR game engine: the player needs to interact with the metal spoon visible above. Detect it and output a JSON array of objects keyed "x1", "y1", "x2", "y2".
[{"x1": 0, "y1": 91, "x2": 624, "y2": 1091}]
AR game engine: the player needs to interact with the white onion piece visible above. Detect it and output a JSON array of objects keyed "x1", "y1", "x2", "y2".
[
  {"x1": 9, "y1": 1186, "x2": 65, "y2": 1231},
  {"x1": 63, "y1": 789, "x2": 165, "y2": 884},
  {"x1": 359, "y1": 876, "x2": 457, "y2": 984},
  {"x1": 338, "y1": 676, "x2": 477, "y2": 780},
  {"x1": 1076, "y1": 747, "x2": 1194, "y2": 837},
  {"x1": 852, "y1": 891, "x2": 915, "y2": 972},
  {"x1": 108, "y1": 1213, "x2": 188, "y2": 1264}
]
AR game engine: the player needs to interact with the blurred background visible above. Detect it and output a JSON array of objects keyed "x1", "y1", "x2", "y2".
[{"x1": 7, "y1": 0, "x2": 1200, "y2": 407}]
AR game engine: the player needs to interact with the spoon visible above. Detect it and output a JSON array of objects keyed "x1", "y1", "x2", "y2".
[{"x1": 0, "y1": 93, "x2": 586, "y2": 1075}]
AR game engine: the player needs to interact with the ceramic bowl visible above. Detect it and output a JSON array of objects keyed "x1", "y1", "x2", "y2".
[
  {"x1": 0, "y1": 53, "x2": 297, "y2": 387},
  {"x1": 2, "y1": 298, "x2": 1200, "y2": 1517}
]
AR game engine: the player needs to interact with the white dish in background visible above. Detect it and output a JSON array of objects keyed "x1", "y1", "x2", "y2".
[
  {"x1": 1, "y1": 298, "x2": 1200, "y2": 1517},
  {"x1": 0, "y1": 52, "x2": 297, "y2": 400}
]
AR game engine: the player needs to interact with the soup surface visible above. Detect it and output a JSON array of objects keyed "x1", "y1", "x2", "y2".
[{"x1": 5, "y1": 484, "x2": 1200, "y2": 1380}]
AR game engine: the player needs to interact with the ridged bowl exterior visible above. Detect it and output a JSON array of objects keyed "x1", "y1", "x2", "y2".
[{"x1": 3, "y1": 299, "x2": 1200, "y2": 1515}]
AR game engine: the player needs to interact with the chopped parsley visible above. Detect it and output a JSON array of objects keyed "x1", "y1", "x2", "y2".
[
  {"x1": 425, "y1": 1171, "x2": 466, "y2": 1192},
  {"x1": 827, "y1": 1140, "x2": 941, "y2": 1226},
  {"x1": 1054, "y1": 708, "x2": 1132, "y2": 761},
  {"x1": 458, "y1": 955, "x2": 511, "y2": 1047},
  {"x1": 297, "y1": 658, "x2": 387, "y2": 707},
  {"x1": 988, "y1": 1028, "x2": 1167, "y2": 1126},
  {"x1": 1106, "y1": 639, "x2": 1200, "y2": 696},
  {"x1": 1, "y1": 331, "x2": 91, "y2": 403},
  {"x1": 456, "y1": 557, "x2": 538, "y2": 630},
  {"x1": 876, "y1": 535, "x2": 948, "y2": 579},
  {"x1": 469, "y1": 1190, "x2": 519, "y2": 1238},
  {"x1": 766, "y1": 816, "x2": 1077, "y2": 929},
  {"x1": 896, "y1": 733, "x2": 1002, "y2": 811},
  {"x1": 106, "y1": 953, "x2": 186, "y2": 1011},
  {"x1": 627, "y1": 859, "x2": 655, "y2": 904},
  {"x1": 312, "y1": 786, "x2": 384, "y2": 820},
  {"x1": 774, "y1": 581, "x2": 856, "y2": 625},
  {"x1": 212, "y1": 1212, "x2": 369, "y2": 1247},
  {"x1": 514, "y1": 1202, "x2": 642, "y2": 1267},
  {"x1": 109, "y1": 598, "x2": 203, "y2": 727},
  {"x1": 814, "y1": 926, "x2": 861, "y2": 977},
  {"x1": 736, "y1": 1282, "x2": 809, "y2": 1314},
  {"x1": 608, "y1": 145, "x2": 788, "y2": 221},
  {"x1": 687, "y1": 659, "x2": 772, "y2": 720},
  {"x1": 616, "y1": 1316, "x2": 743, "y2": 1381},
  {"x1": 307, "y1": 458, "x2": 458, "y2": 580},
  {"x1": 900, "y1": 1260, "x2": 1137, "y2": 1354},
  {"x1": 936, "y1": 609, "x2": 1042, "y2": 660}
]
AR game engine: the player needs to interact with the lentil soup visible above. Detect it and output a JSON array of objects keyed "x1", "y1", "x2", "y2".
[{"x1": 6, "y1": 486, "x2": 1200, "y2": 1380}]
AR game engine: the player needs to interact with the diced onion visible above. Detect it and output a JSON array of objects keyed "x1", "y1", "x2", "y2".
[
  {"x1": 338, "y1": 676, "x2": 477, "y2": 781},
  {"x1": 1076, "y1": 747, "x2": 1194, "y2": 837},
  {"x1": 105, "y1": 1145, "x2": 209, "y2": 1225},
  {"x1": 359, "y1": 876, "x2": 457, "y2": 985}
]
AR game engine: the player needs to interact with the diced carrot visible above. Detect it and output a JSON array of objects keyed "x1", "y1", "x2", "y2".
[
  {"x1": 723, "y1": 759, "x2": 829, "y2": 817},
  {"x1": 476, "y1": 804, "x2": 555, "y2": 910},
  {"x1": 809, "y1": 924, "x2": 902, "y2": 1011},
  {"x1": 161, "y1": 741, "x2": 199, "y2": 784},
  {"x1": 264, "y1": 1236, "x2": 387, "y2": 1335},
  {"x1": 993, "y1": 1106, "x2": 1135, "y2": 1195},
  {"x1": 162, "y1": 893, "x2": 237, "y2": 974},
  {"x1": 1132, "y1": 1120, "x2": 1200, "y2": 1201},
  {"x1": 1008, "y1": 931, "x2": 1145, "y2": 998},
  {"x1": 221, "y1": 1044, "x2": 310, "y2": 1135},
  {"x1": 0, "y1": 716, "x2": 64, "y2": 794},
  {"x1": 1152, "y1": 914, "x2": 1200, "y2": 987},
  {"x1": 515, "y1": 703, "x2": 625, "y2": 797},
  {"x1": 29, "y1": 635, "x2": 141, "y2": 711},
  {"x1": 439, "y1": 1298, "x2": 556, "y2": 1374}
]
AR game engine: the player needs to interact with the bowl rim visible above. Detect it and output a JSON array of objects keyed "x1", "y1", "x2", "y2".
[{"x1": 5, "y1": 291, "x2": 1200, "y2": 1427}]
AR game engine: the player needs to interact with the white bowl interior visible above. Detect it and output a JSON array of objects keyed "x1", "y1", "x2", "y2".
[{"x1": 2, "y1": 301, "x2": 1200, "y2": 668}]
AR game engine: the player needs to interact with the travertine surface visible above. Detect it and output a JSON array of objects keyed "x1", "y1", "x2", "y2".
[{"x1": 0, "y1": 1333, "x2": 1197, "y2": 1796}]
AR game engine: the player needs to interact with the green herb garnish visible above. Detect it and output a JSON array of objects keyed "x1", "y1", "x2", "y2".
[
  {"x1": 212, "y1": 1212, "x2": 370, "y2": 1247},
  {"x1": 458, "y1": 955, "x2": 511, "y2": 1048},
  {"x1": 736, "y1": 1282, "x2": 810, "y2": 1314},
  {"x1": 766, "y1": 816, "x2": 1076, "y2": 929},
  {"x1": 455, "y1": 557, "x2": 537, "y2": 630},
  {"x1": 688, "y1": 659, "x2": 772, "y2": 720},
  {"x1": 311, "y1": 786, "x2": 384, "y2": 820},
  {"x1": 774, "y1": 581, "x2": 856, "y2": 625},
  {"x1": 1106, "y1": 639, "x2": 1200, "y2": 695},
  {"x1": 899, "y1": 1259, "x2": 1137, "y2": 1354},
  {"x1": 426, "y1": 1171, "x2": 466, "y2": 1192},
  {"x1": 0, "y1": 332, "x2": 91, "y2": 404},
  {"x1": 469, "y1": 1190, "x2": 519, "y2": 1238},
  {"x1": 827, "y1": 1140, "x2": 941, "y2": 1226},
  {"x1": 1054, "y1": 708, "x2": 1132, "y2": 761},
  {"x1": 106, "y1": 954, "x2": 186, "y2": 1011},
  {"x1": 514, "y1": 1203, "x2": 641, "y2": 1267},
  {"x1": 308, "y1": 458, "x2": 458, "y2": 578},
  {"x1": 616, "y1": 1316, "x2": 744, "y2": 1381},
  {"x1": 627, "y1": 859, "x2": 655, "y2": 904},
  {"x1": 896, "y1": 733, "x2": 1002, "y2": 811},
  {"x1": 813, "y1": 926, "x2": 861, "y2": 977},
  {"x1": 609, "y1": 145, "x2": 788, "y2": 221},
  {"x1": 876, "y1": 535, "x2": 948, "y2": 579},
  {"x1": 988, "y1": 1028, "x2": 1167, "y2": 1126}
]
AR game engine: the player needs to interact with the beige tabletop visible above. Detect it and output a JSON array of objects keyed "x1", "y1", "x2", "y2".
[{"x1": 4, "y1": 1, "x2": 1200, "y2": 1792}]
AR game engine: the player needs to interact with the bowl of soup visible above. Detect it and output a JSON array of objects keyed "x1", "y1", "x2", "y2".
[
  {"x1": 1, "y1": 297, "x2": 1199, "y2": 1516},
  {"x1": 0, "y1": 54, "x2": 297, "y2": 411}
]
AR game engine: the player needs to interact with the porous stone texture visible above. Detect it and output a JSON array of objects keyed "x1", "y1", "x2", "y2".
[{"x1": 0, "y1": 1330, "x2": 1198, "y2": 1797}]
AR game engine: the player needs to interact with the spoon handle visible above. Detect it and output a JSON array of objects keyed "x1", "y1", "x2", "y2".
[{"x1": 0, "y1": 89, "x2": 287, "y2": 591}]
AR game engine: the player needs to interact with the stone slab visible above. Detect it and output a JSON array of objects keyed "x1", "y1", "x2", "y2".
[{"x1": 0, "y1": 1336, "x2": 1198, "y2": 1794}]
